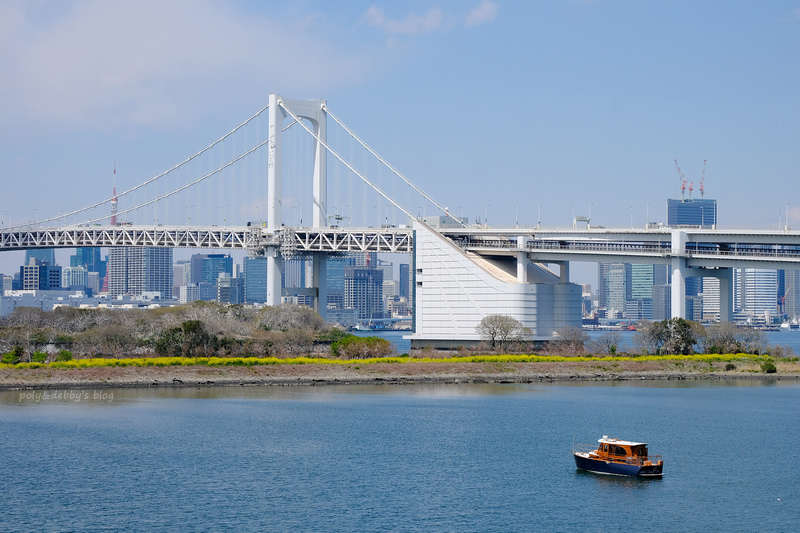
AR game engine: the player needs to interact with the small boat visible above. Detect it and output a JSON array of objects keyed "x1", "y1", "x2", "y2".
[{"x1": 572, "y1": 436, "x2": 664, "y2": 478}]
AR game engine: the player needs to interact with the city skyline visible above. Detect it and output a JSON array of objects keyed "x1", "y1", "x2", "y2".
[{"x1": 3, "y1": 1, "x2": 800, "y2": 289}]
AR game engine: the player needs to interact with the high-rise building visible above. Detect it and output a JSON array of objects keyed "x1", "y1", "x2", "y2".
[
  {"x1": 667, "y1": 198, "x2": 717, "y2": 228},
  {"x1": 596, "y1": 262, "x2": 611, "y2": 310},
  {"x1": 70, "y1": 248, "x2": 105, "y2": 282},
  {"x1": 217, "y1": 273, "x2": 244, "y2": 304},
  {"x1": 399, "y1": 263, "x2": 410, "y2": 300},
  {"x1": 326, "y1": 256, "x2": 355, "y2": 310},
  {"x1": 735, "y1": 268, "x2": 778, "y2": 321},
  {"x1": 107, "y1": 247, "x2": 173, "y2": 298},
  {"x1": 784, "y1": 270, "x2": 800, "y2": 319},
  {"x1": 652, "y1": 284, "x2": 671, "y2": 321},
  {"x1": 701, "y1": 277, "x2": 721, "y2": 321},
  {"x1": 87, "y1": 272, "x2": 100, "y2": 294},
  {"x1": 20, "y1": 259, "x2": 62, "y2": 290},
  {"x1": 190, "y1": 254, "x2": 207, "y2": 284},
  {"x1": 344, "y1": 265, "x2": 383, "y2": 321},
  {"x1": 243, "y1": 256, "x2": 269, "y2": 303},
  {"x1": 283, "y1": 258, "x2": 308, "y2": 289},
  {"x1": 25, "y1": 249, "x2": 56, "y2": 266},
  {"x1": 202, "y1": 254, "x2": 233, "y2": 284},
  {"x1": 173, "y1": 261, "x2": 191, "y2": 296},
  {"x1": 606, "y1": 263, "x2": 630, "y2": 314},
  {"x1": 62, "y1": 266, "x2": 87, "y2": 290},
  {"x1": 180, "y1": 284, "x2": 199, "y2": 304}
]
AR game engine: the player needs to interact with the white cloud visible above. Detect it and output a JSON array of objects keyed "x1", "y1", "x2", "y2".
[
  {"x1": 363, "y1": 5, "x2": 443, "y2": 34},
  {"x1": 0, "y1": 0, "x2": 373, "y2": 131},
  {"x1": 465, "y1": 1, "x2": 499, "y2": 28}
]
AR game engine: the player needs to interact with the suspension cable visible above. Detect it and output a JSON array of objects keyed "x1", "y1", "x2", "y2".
[
  {"x1": 324, "y1": 105, "x2": 467, "y2": 227},
  {"x1": 279, "y1": 100, "x2": 415, "y2": 222},
  {"x1": 17, "y1": 103, "x2": 272, "y2": 229},
  {"x1": 16, "y1": 111, "x2": 302, "y2": 228}
]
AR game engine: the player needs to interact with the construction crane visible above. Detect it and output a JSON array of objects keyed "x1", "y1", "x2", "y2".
[
  {"x1": 699, "y1": 159, "x2": 706, "y2": 199},
  {"x1": 674, "y1": 159, "x2": 688, "y2": 200}
]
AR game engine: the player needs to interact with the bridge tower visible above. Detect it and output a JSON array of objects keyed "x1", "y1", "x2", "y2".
[{"x1": 267, "y1": 95, "x2": 328, "y2": 314}]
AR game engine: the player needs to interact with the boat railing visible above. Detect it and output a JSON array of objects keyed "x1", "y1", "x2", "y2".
[{"x1": 572, "y1": 444, "x2": 662, "y2": 465}]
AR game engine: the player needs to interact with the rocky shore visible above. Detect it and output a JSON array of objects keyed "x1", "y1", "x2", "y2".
[{"x1": 2, "y1": 359, "x2": 799, "y2": 390}]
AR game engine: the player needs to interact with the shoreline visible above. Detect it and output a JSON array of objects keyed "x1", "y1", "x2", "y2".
[{"x1": 2, "y1": 361, "x2": 798, "y2": 390}]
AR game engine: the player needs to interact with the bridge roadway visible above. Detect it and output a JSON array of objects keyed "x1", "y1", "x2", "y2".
[{"x1": 3, "y1": 224, "x2": 800, "y2": 268}]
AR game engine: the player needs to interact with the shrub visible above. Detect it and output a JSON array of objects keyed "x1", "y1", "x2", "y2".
[
  {"x1": 331, "y1": 335, "x2": 393, "y2": 359},
  {"x1": 761, "y1": 360, "x2": 777, "y2": 374},
  {"x1": 31, "y1": 352, "x2": 48, "y2": 363},
  {"x1": 724, "y1": 363, "x2": 736, "y2": 371},
  {"x1": 2, "y1": 346, "x2": 24, "y2": 364},
  {"x1": 56, "y1": 350, "x2": 73, "y2": 362}
]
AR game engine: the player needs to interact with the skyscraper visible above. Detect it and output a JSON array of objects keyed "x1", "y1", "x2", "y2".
[
  {"x1": 217, "y1": 273, "x2": 244, "y2": 304},
  {"x1": 107, "y1": 247, "x2": 173, "y2": 298},
  {"x1": 20, "y1": 259, "x2": 62, "y2": 290},
  {"x1": 784, "y1": 270, "x2": 800, "y2": 319},
  {"x1": 344, "y1": 265, "x2": 383, "y2": 321},
  {"x1": 667, "y1": 198, "x2": 717, "y2": 228},
  {"x1": 326, "y1": 256, "x2": 355, "y2": 310},
  {"x1": 25, "y1": 249, "x2": 56, "y2": 266},
  {"x1": 735, "y1": 268, "x2": 778, "y2": 320},
  {"x1": 202, "y1": 254, "x2": 233, "y2": 284},
  {"x1": 243, "y1": 256, "x2": 269, "y2": 303},
  {"x1": 399, "y1": 263, "x2": 410, "y2": 300}
]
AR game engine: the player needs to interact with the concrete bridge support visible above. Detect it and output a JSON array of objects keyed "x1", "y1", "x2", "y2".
[{"x1": 671, "y1": 230, "x2": 688, "y2": 319}]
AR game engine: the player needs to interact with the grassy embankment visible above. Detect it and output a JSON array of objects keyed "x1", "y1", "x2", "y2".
[{"x1": 0, "y1": 353, "x2": 790, "y2": 370}]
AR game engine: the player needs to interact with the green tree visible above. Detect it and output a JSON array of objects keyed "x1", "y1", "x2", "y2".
[
  {"x1": 2, "y1": 346, "x2": 24, "y2": 364},
  {"x1": 635, "y1": 318, "x2": 701, "y2": 355}
]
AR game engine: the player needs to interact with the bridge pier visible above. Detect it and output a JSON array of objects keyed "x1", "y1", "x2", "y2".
[
  {"x1": 265, "y1": 247, "x2": 282, "y2": 307},
  {"x1": 671, "y1": 230, "x2": 688, "y2": 319},
  {"x1": 517, "y1": 236, "x2": 530, "y2": 282}
]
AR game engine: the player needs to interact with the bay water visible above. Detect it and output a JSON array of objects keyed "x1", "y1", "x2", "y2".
[
  {"x1": 2, "y1": 381, "x2": 798, "y2": 531},
  {"x1": 357, "y1": 329, "x2": 800, "y2": 356}
]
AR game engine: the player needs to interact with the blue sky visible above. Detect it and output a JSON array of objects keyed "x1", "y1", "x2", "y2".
[{"x1": 2, "y1": 0, "x2": 800, "y2": 287}]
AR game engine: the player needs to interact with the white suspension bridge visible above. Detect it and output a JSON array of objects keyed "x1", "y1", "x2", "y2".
[{"x1": 3, "y1": 95, "x2": 800, "y2": 345}]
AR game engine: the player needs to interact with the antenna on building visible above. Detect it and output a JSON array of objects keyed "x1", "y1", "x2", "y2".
[
  {"x1": 111, "y1": 163, "x2": 119, "y2": 226},
  {"x1": 700, "y1": 159, "x2": 706, "y2": 199},
  {"x1": 674, "y1": 159, "x2": 688, "y2": 200}
]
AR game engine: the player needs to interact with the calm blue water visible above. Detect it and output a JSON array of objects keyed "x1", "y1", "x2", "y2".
[
  {"x1": 360, "y1": 329, "x2": 800, "y2": 356},
  {"x1": 588, "y1": 329, "x2": 800, "y2": 355},
  {"x1": 2, "y1": 381, "x2": 798, "y2": 531}
]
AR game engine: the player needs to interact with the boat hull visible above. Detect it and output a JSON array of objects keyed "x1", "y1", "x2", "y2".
[{"x1": 573, "y1": 453, "x2": 663, "y2": 478}]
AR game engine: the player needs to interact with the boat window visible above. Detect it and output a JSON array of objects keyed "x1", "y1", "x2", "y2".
[{"x1": 611, "y1": 445, "x2": 626, "y2": 456}]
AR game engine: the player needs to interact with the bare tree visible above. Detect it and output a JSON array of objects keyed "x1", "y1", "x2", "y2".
[
  {"x1": 258, "y1": 304, "x2": 326, "y2": 332},
  {"x1": 476, "y1": 315, "x2": 527, "y2": 351},
  {"x1": 704, "y1": 322, "x2": 766, "y2": 354},
  {"x1": 588, "y1": 331, "x2": 622, "y2": 355},
  {"x1": 552, "y1": 326, "x2": 589, "y2": 355}
]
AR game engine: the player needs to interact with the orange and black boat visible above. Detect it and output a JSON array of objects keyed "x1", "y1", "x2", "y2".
[{"x1": 572, "y1": 436, "x2": 664, "y2": 478}]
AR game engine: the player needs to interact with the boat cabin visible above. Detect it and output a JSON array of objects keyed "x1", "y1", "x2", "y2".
[{"x1": 593, "y1": 437, "x2": 653, "y2": 465}]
